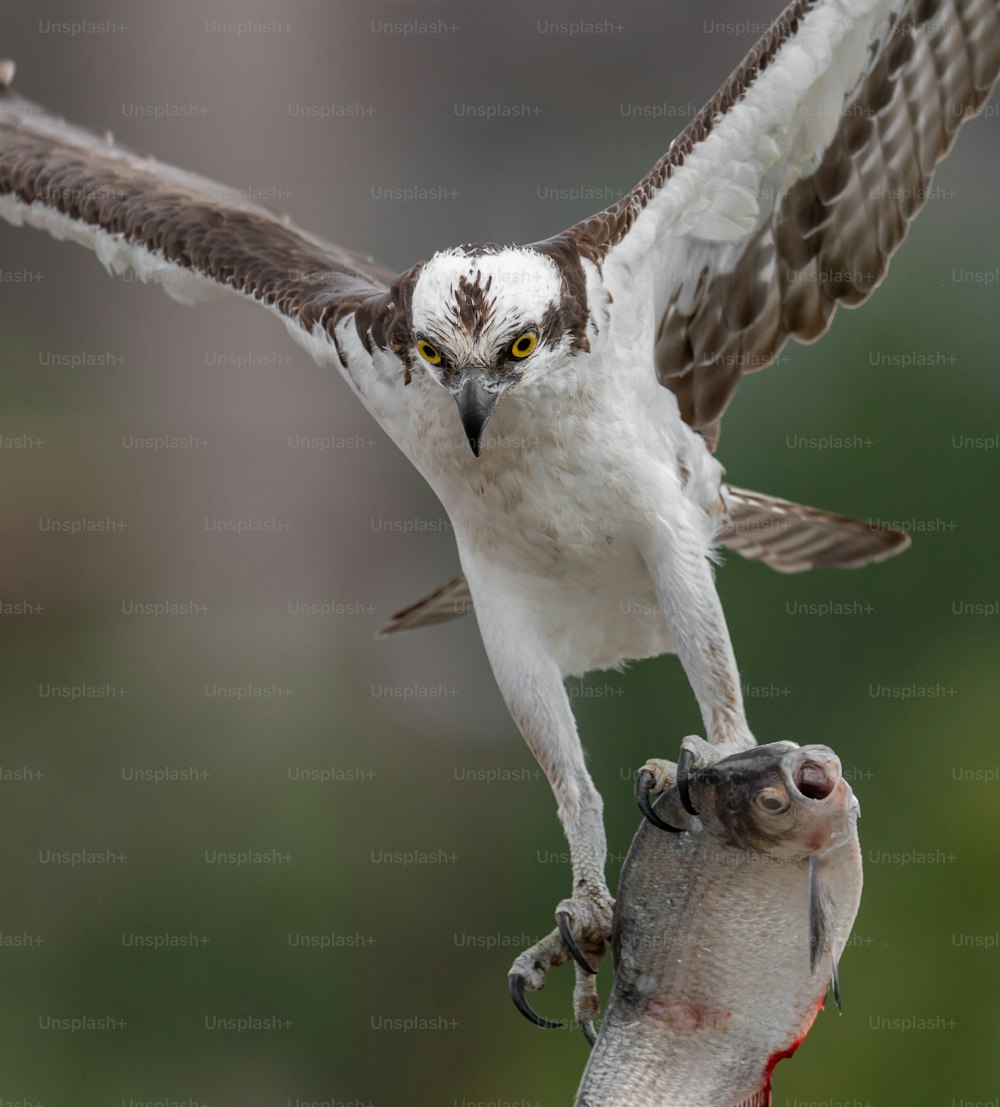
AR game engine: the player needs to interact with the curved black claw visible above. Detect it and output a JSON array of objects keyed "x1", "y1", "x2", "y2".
[
  {"x1": 676, "y1": 748, "x2": 700, "y2": 817},
  {"x1": 509, "y1": 973, "x2": 564, "y2": 1030},
  {"x1": 634, "y1": 768, "x2": 685, "y2": 832},
  {"x1": 581, "y1": 1019, "x2": 598, "y2": 1047},
  {"x1": 556, "y1": 912, "x2": 598, "y2": 974}
]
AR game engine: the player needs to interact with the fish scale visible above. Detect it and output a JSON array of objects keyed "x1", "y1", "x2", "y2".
[{"x1": 575, "y1": 743, "x2": 863, "y2": 1107}]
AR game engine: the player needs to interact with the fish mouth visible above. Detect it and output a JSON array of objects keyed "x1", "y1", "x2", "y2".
[
  {"x1": 784, "y1": 743, "x2": 863, "y2": 823},
  {"x1": 794, "y1": 758, "x2": 838, "y2": 801},
  {"x1": 781, "y1": 745, "x2": 861, "y2": 855},
  {"x1": 784, "y1": 746, "x2": 853, "y2": 810}
]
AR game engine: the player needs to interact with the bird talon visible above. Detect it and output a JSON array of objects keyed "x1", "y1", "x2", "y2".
[
  {"x1": 508, "y1": 973, "x2": 564, "y2": 1030},
  {"x1": 581, "y1": 1018, "x2": 598, "y2": 1046},
  {"x1": 509, "y1": 894, "x2": 611, "y2": 1032},
  {"x1": 635, "y1": 768, "x2": 685, "y2": 832},
  {"x1": 677, "y1": 747, "x2": 700, "y2": 816},
  {"x1": 557, "y1": 911, "x2": 598, "y2": 974}
]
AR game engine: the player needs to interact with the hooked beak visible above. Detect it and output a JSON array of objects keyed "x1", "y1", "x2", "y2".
[{"x1": 453, "y1": 372, "x2": 500, "y2": 457}]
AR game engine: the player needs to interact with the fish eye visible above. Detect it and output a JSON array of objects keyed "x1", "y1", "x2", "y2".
[
  {"x1": 416, "y1": 339, "x2": 442, "y2": 365},
  {"x1": 756, "y1": 788, "x2": 791, "y2": 815},
  {"x1": 509, "y1": 329, "x2": 538, "y2": 360}
]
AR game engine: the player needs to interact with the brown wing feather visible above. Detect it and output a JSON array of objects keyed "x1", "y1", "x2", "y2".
[
  {"x1": 0, "y1": 79, "x2": 395, "y2": 337},
  {"x1": 718, "y1": 485, "x2": 911, "y2": 572},
  {"x1": 555, "y1": 0, "x2": 1000, "y2": 447}
]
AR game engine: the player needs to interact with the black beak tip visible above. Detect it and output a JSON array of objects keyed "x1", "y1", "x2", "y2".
[{"x1": 454, "y1": 376, "x2": 498, "y2": 460}]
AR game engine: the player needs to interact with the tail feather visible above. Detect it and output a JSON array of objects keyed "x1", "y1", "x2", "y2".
[
  {"x1": 717, "y1": 485, "x2": 910, "y2": 573},
  {"x1": 377, "y1": 487, "x2": 911, "y2": 636},
  {"x1": 377, "y1": 571, "x2": 472, "y2": 637}
]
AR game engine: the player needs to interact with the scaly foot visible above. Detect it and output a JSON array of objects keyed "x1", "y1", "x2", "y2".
[{"x1": 508, "y1": 886, "x2": 614, "y2": 1043}]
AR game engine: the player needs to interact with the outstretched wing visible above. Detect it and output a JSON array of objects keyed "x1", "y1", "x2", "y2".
[
  {"x1": 0, "y1": 66, "x2": 397, "y2": 367},
  {"x1": 551, "y1": 0, "x2": 1000, "y2": 449}
]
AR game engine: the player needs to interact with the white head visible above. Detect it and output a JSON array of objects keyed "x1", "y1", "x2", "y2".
[{"x1": 401, "y1": 244, "x2": 589, "y2": 455}]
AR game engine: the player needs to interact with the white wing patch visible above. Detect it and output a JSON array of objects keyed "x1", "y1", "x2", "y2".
[{"x1": 624, "y1": 0, "x2": 890, "y2": 257}]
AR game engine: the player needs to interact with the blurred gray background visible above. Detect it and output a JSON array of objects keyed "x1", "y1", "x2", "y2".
[{"x1": 1, "y1": 1, "x2": 998, "y2": 1103}]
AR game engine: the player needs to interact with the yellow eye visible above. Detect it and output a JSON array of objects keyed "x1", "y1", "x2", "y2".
[
  {"x1": 417, "y1": 339, "x2": 442, "y2": 365},
  {"x1": 510, "y1": 330, "x2": 538, "y2": 360}
]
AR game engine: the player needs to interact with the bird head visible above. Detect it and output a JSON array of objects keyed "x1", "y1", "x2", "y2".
[{"x1": 404, "y1": 244, "x2": 589, "y2": 456}]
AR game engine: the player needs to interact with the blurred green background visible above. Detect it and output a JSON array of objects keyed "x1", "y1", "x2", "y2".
[{"x1": 1, "y1": 1, "x2": 998, "y2": 1104}]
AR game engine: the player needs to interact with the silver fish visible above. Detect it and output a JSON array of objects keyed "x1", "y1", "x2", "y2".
[{"x1": 574, "y1": 741, "x2": 862, "y2": 1107}]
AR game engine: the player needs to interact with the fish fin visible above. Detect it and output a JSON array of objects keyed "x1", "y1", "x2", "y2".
[
  {"x1": 376, "y1": 571, "x2": 472, "y2": 636},
  {"x1": 807, "y1": 855, "x2": 827, "y2": 973},
  {"x1": 808, "y1": 855, "x2": 844, "y2": 1008},
  {"x1": 730, "y1": 1086, "x2": 771, "y2": 1107}
]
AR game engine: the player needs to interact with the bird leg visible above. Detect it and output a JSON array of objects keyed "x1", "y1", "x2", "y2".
[
  {"x1": 635, "y1": 509, "x2": 757, "y2": 829},
  {"x1": 644, "y1": 506, "x2": 756, "y2": 754},
  {"x1": 464, "y1": 569, "x2": 614, "y2": 1035},
  {"x1": 505, "y1": 774, "x2": 614, "y2": 1037}
]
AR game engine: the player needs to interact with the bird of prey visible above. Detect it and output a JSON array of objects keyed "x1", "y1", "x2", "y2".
[{"x1": 1, "y1": 0, "x2": 997, "y2": 1039}]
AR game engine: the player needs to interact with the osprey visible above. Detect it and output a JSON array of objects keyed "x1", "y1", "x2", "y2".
[{"x1": 1, "y1": 0, "x2": 996, "y2": 1039}]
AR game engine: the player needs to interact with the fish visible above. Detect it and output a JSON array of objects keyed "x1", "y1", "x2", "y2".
[{"x1": 573, "y1": 741, "x2": 863, "y2": 1107}]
